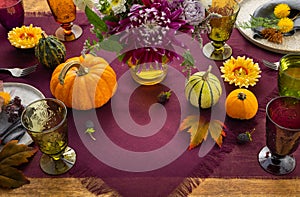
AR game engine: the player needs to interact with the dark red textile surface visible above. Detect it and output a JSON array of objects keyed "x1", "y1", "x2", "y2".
[{"x1": 1, "y1": 13, "x2": 299, "y2": 197}]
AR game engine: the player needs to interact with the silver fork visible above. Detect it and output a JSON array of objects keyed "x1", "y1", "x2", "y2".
[
  {"x1": 0, "y1": 64, "x2": 38, "y2": 77},
  {"x1": 262, "y1": 60, "x2": 279, "y2": 70}
]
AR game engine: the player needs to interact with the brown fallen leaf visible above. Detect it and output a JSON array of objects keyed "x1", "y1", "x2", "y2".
[
  {"x1": 0, "y1": 165, "x2": 30, "y2": 188},
  {"x1": 0, "y1": 140, "x2": 37, "y2": 189},
  {"x1": 180, "y1": 115, "x2": 226, "y2": 150}
]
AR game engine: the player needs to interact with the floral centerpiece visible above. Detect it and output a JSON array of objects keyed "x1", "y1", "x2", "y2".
[{"x1": 74, "y1": 0, "x2": 215, "y2": 83}]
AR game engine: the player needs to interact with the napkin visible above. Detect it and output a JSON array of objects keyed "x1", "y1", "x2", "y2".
[
  {"x1": 0, "y1": 113, "x2": 32, "y2": 151},
  {"x1": 252, "y1": 0, "x2": 300, "y2": 38}
]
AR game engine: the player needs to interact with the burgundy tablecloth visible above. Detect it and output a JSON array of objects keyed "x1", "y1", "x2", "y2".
[{"x1": 1, "y1": 13, "x2": 299, "y2": 197}]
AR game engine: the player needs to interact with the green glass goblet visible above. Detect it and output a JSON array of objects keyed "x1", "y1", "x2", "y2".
[
  {"x1": 278, "y1": 53, "x2": 300, "y2": 98},
  {"x1": 21, "y1": 98, "x2": 76, "y2": 175},
  {"x1": 202, "y1": 1, "x2": 240, "y2": 60}
]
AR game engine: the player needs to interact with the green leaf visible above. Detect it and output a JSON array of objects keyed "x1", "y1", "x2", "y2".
[
  {"x1": 95, "y1": 31, "x2": 104, "y2": 41},
  {"x1": 180, "y1": 50, "x2": 196, "y2": 79},
  {"x1": 99, "y1": 37, "x2": 123, "y2": 53},
  {"x1": 103, "y1": 15, "x2": 119, "y2": 23},
  {"x1": 85, "y1": 6, "x2": 108, "y2": 32},
  {"x1": 237, "y1": 15, "x2": 279, "y2": 30},
  {"x1": 117, "y1": 53, "x2": 125, "y2": 62},
  {"x1": 182, "y1": 50, "x2": 195, "y2": 66}
]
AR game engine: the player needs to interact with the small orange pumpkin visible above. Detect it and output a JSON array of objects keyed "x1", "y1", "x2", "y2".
[
  {"x1": 50, "y1": 54, "x2": 117, "y2": 110},
  {"x1": 225, "y1": 88, "x2": 258, "y2": 120}
]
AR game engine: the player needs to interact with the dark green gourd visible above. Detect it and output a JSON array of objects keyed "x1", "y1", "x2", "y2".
[{"x1": 35, "y1": 34, "x2": 66, "y2": 69}]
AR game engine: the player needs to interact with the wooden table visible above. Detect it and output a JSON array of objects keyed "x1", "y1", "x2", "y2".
[{"x1": 1, "y1": 0, "x2": 300, "y2": 196}]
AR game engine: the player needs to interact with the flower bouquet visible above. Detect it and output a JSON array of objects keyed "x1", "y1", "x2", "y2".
[{"x1": 74, "y1": 0, "x2": 215, "y2": 84}]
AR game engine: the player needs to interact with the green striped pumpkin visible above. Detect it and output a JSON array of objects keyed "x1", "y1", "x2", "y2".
[
  {"x1": 185, "y1": 66, "x2": 222, "y2": 109},
  {"x1": 35, "y1": 34, "x2": 66, "y2": 69}
]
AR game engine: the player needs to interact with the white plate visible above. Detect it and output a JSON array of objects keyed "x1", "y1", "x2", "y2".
[
  {"x1": 236, "y1": 0, "x2": 300, "y2": 54},
  {"x1": 3, "y1": 82, "x2": 45, "y2": 106},
  {"x1": 1, "y1": 82, "x2": 45, "y2": 149}
]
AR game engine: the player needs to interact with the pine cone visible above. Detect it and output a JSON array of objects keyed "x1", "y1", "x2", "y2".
[{"x1": 261, "y1": 28, "x2": 283, "y2": 44}]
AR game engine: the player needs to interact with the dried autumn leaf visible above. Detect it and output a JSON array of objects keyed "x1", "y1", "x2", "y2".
[
  {"x1": 0, "y1": 165, "x2": 29, "y2": 188},
  {"x1": 208, "y1": 120, "x2": 226, "y2": 148},
  {"x1": 0, "y1": 140, "x2": 37, "y2": 167},
  {"x1": 0, "y1": 140, "x2": 37, "y2": 189},
  {"x1": 180, "y1": 115, "x2": 226, "y2": 150},
  {"x1": 180, "y1": 115, "x2": 208, "y2": 150}
]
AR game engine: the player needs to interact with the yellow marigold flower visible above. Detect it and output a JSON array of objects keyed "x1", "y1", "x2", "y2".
[
  {"x1": 277, "y1": 17, "x2": 294, "y2": 33},
  {"x1": 8, "y1": 24, "x2": 43, "y2": 49},
  {"x1": 0, "y1": 91, "x2": 11, "y2": 105},
  {"x1": 274, "y1": 4, "x2": 290, "y2": 18},
  {"x1": 220, "y1": 56, "x2": 261, "y2": 88}
]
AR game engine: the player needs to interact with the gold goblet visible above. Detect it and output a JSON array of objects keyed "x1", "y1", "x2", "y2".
[
  {"x1": 203, "y1": 1, "x2": 240, "y2": 60},
  {"x1": 47, "y1": 0, "x2": 82, "y2": 41},
  {"x1": 21, "y1": 98, "x2": 76, "y2": 175}
]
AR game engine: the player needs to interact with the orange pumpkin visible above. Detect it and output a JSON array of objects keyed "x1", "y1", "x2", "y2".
[
  {"x1": 225, "y1": 88, "x2": 258, "y2": 120},
  {"x1": 50, "y1": 54, "x2": 117, "y2": 110}
]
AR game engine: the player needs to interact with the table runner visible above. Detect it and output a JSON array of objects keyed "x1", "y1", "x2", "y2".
[{"x1": 1, "y1": 13, "x2": 300, "y2": 197}]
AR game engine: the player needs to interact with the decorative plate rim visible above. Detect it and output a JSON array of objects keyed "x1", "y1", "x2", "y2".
[
  {"x1": 236, "y1": 0, "x2": 300, "y2": 54},
  {"x1": 1, "y1": 82, "x2": 45, "y2": 149}
]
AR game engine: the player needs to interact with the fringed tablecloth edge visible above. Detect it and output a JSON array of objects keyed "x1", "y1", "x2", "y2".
[
  {"x1": 25, "y1": 11, "x2": 52, "y2": 17},
  {"x1": 81, "y1": 177, "x2": 122, "y2": 197},
  {"x1": 169, "y1": 127, "x2": 237, "y2": 197}
]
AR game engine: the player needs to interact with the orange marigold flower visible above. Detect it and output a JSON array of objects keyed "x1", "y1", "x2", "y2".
[{"x1": 0, "y1": 91, "x2": 11, "y2": 105}]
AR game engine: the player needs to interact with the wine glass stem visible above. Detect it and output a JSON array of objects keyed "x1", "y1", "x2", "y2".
[
  {"x1": 271, "y1": 154, "x2": 284, "y2": 165},
  {"x1": 61, "y1": 22, "x2": 73, "y2": 36},
  {"x1": 48, "y1": 146, "x2": 67, "y2": 161},
  {"x1": 212, "y1": 41, "x2": 225, "y2": 50}
]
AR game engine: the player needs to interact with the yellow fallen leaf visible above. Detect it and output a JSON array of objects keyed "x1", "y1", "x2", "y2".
[{"x1": 180, "y1": 115, "x2": 226, "y2": 150}]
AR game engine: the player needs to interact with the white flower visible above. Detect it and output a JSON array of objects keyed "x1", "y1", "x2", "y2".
[
  {"x1": 73, "y1": 0, "x2": 95, "y2": 11},
  {"x1": 108, "y1": 0, "x2": 127, "y2": 15},
  {"x1": 183, "y1": 0, "x2": 205, "y2": 26}
]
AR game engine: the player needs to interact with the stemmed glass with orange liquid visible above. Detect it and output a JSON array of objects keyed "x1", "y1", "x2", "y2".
[{"x1": 47, "y1": 0, "x2": 82, "y2": 41}]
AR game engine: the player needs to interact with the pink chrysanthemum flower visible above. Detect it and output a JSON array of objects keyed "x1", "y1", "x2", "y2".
[{"x1": 108, "y1": 0, "x2": 193, "y2": 66}]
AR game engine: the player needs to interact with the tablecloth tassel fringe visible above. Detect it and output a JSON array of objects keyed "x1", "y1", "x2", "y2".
[
  {"x1": 168, "y1": 177, "x2": 200, "y2": 197},
  {"x1": 81, "y1": 177, "x2": 121, "y2": 196},
  {"x1": 170, "y1": 129, "x2": 236, "y2": 197},
  {"x1": 25, "y1": 11, "x2": 52, "y2": 17},
  {"x1": 169, "y1": 154, "x2": 220, "y2": 197}
]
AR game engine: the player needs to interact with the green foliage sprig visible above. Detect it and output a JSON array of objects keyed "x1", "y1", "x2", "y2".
[
  {"x1": 180, "y1": 50, "x2": 196, "y2": 79},
  {"x1": 238, "y1": 15, "x2": 279, "y2": 30}
]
